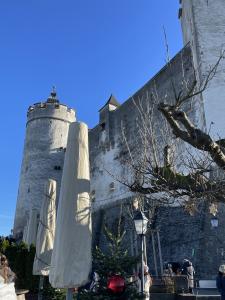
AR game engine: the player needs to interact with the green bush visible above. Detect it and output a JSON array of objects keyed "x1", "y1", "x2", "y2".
[
  {"x1": 0, "y1": 237, "x2": 39, "y2": 292},
  {"x1": 78, "y1": 225, "x2": 143, "y2": 300},
  {"x1": 42, "y1": 277, "x2": 67, "y2": 300},
  {"x1": 0, "y1": 237, "x2": 70, "y2": 298}
]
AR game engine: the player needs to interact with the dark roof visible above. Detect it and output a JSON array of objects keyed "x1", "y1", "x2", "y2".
[
  {"x1": 46, "y1": 87, "x2": 59, "y2": 104},
  {"x1": 98, "y1": 94, "x2": 120, "y2": 112}
]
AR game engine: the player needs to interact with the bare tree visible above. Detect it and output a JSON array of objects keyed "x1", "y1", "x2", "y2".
[
  {"x1": 112, "y1": 50, "x2": 225, "y2": 214},
  {"x1": 159, "y1": 52, "x2": 225, "y2": 169}
]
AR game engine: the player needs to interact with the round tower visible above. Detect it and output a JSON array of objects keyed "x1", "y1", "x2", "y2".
[{"x1": 13, "y1": 89, "x2": 76, "y2": 238}]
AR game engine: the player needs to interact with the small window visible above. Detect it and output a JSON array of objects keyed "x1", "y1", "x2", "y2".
[
  {"x1": 55, "y1": 104, "x2": 60, "y2": 109},
  {"x1": 28, "y1": 187, "x2": 30, "y2": 193},
  {"x1": 109, "y1": 182, "x2": 115, "y2": 191},
  {"x1": 178, "y1": 7, "x2": 182, "y2": 18},
  {"x1": 100, "y1": 122, "x2": 106, "y2": 131},
  {"x1": 54, "y1": 166, "x2": 61, "y2": 170},
  {"x1": 91, "y1": 190, "x2": 96, "y2": 202}
]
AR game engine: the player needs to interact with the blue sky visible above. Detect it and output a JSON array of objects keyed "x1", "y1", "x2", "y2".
[{"x1": 0, "y1": 0, "x2": 182, "y2": 236}]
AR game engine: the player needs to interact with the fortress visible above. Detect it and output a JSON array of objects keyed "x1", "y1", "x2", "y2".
[{"x1": 13, "y1": 0, "x2": 225, "y2": 278}]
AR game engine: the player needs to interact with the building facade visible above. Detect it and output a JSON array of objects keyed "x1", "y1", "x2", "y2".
[
  {"x1": 13, "y1": 0, "x2": 225, "y2": 278},
  {"x1": 13, "y1": 90, "x2": 75, "y2": 237},
  {"x1": 180, "y1": 0, "x2": 225, "y2": 137}
]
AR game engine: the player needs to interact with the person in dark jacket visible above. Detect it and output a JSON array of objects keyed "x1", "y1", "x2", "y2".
[{"x1": 216, "y1": 265, "x2": 225, "y2": 300}]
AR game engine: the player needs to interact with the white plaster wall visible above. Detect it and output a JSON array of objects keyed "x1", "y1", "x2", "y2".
[
  {"x1": 181, "y1": 0, "x2": 225, "y2": 137},
  {"x1": 90, "y1": 142, "x2": 133, "y2": 211}
]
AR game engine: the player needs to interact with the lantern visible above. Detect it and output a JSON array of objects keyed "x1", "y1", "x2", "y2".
[
  {"x1": 133, "y1": 210, "x2": 148, "y2": 296},
  {"x1": 107, "y1": 275, "x2": 125, "y2": 294},
  {"x1": 133, "y1": 211, "x2": 148, "y2": 235},
  {"x1": 211, "y1": 216, "x2": 218, "y2": 228}
]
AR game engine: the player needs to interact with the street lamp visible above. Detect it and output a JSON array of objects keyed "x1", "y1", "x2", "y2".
[
  {"x1": 211, "y1": 216, "x2": 218, "y2": 228},
  {"x1": 133, "y1": 211, "x2": 148, "y2": 297}
]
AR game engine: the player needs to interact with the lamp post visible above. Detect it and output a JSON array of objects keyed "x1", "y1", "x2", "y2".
[{"x1": 133, "y1": 210, "x2": 148, "y2": 297}]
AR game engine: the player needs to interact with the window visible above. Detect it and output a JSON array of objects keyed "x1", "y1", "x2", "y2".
[
  {"x1": 100, "y1": 122, "x2": 106, "y2": 131},
  {"x1": 91, "y1": 190, "x2": 96, "y2": 202},
  {"x1": 109, "y1": 182, "x2": 115, "y2": 191},
  {"x1": 54, "y1": 166, "x2": 61, "y2": 170}
]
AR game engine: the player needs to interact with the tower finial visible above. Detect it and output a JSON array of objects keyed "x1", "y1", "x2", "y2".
[
  {"x1": 47, "y1": 85, "x2": 59, "y2": 103},
  {"x1": 51, "y1": 86, "x2": 57, "y2": 98}
]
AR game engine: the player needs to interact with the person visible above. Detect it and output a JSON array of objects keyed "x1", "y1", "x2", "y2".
[
  {"x1": 76, "y1": 271, "x2": 99, "y2": 299},
  {"x1": 137, "y1": 265, "x2": 152, "y2": 300},
  {"x1": 181, "y1": 259, "x2": 195, "y2": 294},
  {"x1": 0, "y1": 255, "x2": 17, "y2": 299},
  {"x1": 163, "y1": 263, "x2": 175, "y2": 277},
  {"x1": 216, "y1": 264, "x2": 225, "y2": 300},
  {"x1": 89, "y1": 272, "x2": 100, "y2": 293}
]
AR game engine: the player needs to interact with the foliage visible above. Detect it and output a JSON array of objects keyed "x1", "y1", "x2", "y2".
[
  {"x1": 0, "y1": 238, "x2": 39, "y2": 292},
  {"x1": 93, "y1": 226, "x2": 136, "y2": 280},
  {"x1": 0, "y1": 237, "x2": 10, "y2": 252},
  {"x1": 0, "y1": 237, "x2": 77, "y2": 299},
  {"x1": 42, "y1": 277, "x2": 67, "y2": 300},
  {"x1": 78, "y1": 225, "x2": 143, "y2": 300}
]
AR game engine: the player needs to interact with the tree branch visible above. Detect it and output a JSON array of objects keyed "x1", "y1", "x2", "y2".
[{"x1": 159, "y1": 103, "x2": 225, "y2": 169}]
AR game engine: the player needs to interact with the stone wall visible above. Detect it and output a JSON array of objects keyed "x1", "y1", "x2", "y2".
[
  {"x1": 89, "y1": 44, "x2": 211, "y2": 278},
  {"x1": 89, "y1": 43, "x2": 198, "y2": 211},
  {"x1": 92, "y1": 201, "x2": 225, "y2": 279},
  {"x1": 89, "y1": 40, "x2": 225, "y2": 278},
  {"x1": 13, "y1": 100, "x2": 76, "y2": 237},
  {"x1": 180, "y1": 0, "x2": 225, "y2": 137}
]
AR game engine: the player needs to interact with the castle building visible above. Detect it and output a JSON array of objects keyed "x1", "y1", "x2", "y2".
[
  {"x1": 180, "y1": 0, "x2": 225, "y2": 137},
  {"x1": 13, "y1": 90, "x2": 75, "y2": 237},
  {"x1": 13, "y1": 0, "x2": 225, "y2": 278}
]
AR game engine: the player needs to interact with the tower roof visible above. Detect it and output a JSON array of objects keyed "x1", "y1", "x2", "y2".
[
  {"x1": 99, "y1": 94, "x2": 120, "y2": 112},
  {"x1": 46, "y1": 86, "x2": 59, "y2": 104}
]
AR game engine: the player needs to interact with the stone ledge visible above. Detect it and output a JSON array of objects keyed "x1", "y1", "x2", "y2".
[
  {"x1": 151, "y1": 293, "x2": 176, "y2": 300},
  {"x1": 150, "y1": 293, "x2": 221, "y2": 300},
  {"x1": 176, "y1": 294, "x2": 220, "y2": 300}
]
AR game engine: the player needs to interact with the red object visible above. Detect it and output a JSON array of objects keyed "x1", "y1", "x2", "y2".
[{"x1": 107, "y1": 275, "x2": 125, "y2": 294}]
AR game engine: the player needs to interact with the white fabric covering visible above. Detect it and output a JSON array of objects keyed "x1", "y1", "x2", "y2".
[
  {"x1": 49, "y1": 122, "x2": 91, "y2": 288},
  {"x1": 0, "y1": 276, "x2": 17, "y2": 300},
  {"x1": 33, "y1": 179, "x2": 56, "y2": 275},
  {"x1": 26, "y1": 209, "x2": 39, "y2": 246}
]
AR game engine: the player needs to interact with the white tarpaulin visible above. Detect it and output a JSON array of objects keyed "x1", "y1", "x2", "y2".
[
  {"x1": 49, "y1": 122, "x2": 91, "y2": 288},
  {"x1": 33, "y1": 179, "x2": 56, "y2": 276},
  {"x1": 26, "y1": 208, "x2": 39, "y2": 246}
]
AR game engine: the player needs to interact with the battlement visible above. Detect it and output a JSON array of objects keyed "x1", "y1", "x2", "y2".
[
  {"x1": 27, "y1": 101, "x2": 74, "y2": 115},
  {"x1": 26, "y1": 89, "x2": 76, "y2": 124},
  {"x1": 27, "y1": 102, "x2": 75, "y2": 125}
]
